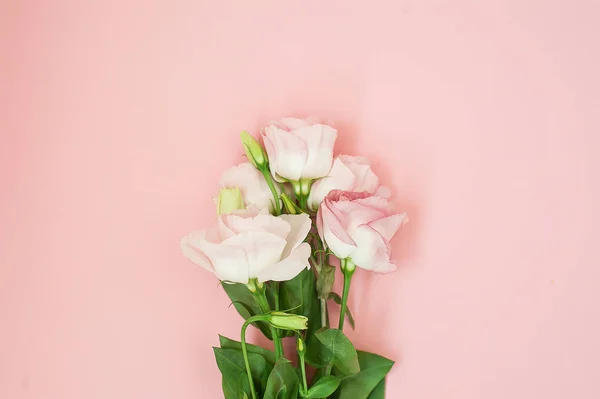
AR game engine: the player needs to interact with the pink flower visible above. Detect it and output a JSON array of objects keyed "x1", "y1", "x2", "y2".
[
  {"x1": 181, "y1": 209, "x2": 312, "y2": 283},
  {"x1": 219, "y1": 162, "x2": 277, "y2": 213},
  {"x1": 262, "y1": 118, "x2": 337, "y2": 183},
  {"x1": 317, "y1": 190, "x2": 407, "y2": 273},
  {"x1": 308, "y1": 155, "x2": 390, "y2": 210}
]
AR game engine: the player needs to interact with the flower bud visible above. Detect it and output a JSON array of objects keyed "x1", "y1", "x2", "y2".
[
  {"x1": 267, "y1": 312, "x2": 308, "y2": 331},
  {"x1": 280, "y1": 193, "x2": 302, "y2": 215},
  {"x1": 217, "y1": 187, "x2": 245, "y2": 215},
  {"x1": 240, "y1": 131, "x2": 268, "y2": 169},
  {"x1": 296, "y1": 336, "x2": 306, "y2": 355}
]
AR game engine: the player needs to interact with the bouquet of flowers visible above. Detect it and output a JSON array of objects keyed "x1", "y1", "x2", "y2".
[{"x1": 181, "y1": 118, "x2": 407, "y2": 399}]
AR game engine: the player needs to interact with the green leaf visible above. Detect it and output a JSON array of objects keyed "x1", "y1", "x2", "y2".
[
  {"x1": 222, "y1": 283, "x2": 273, "y2": 340},
  {"x1": 304, "y1": 327, "x2": 328, "y2": 368},
  {"x1": 264, "y1": 359, "x2": 300, "y2": 399},
  {"x1": 237, "y1": 376, "x2": 251, "y2": 399},
  {"x1": 329, "y1": 292, "x2": 355, "y2": 330},
  {"x1": 367, "y1": 378, "x2": 386, "y2": 398},
  {"x1": 219, "y1": 335, "x2": 276, "y2": 365},
  {"x1": 314, "y1": 329, "x2": 360, "y2": 376},
  {"x1": 213, "y1": 347, "x2": 267, "y2": 397},
  {"x1": 280, "y1": 268, "x2": 315, "y2": 318},
  {"x1": 303, "y1": 375, "x2": 342, "y2": 398},
  {"x1": 335, "y1": 350, "x2": 394, "y2": 399},
  {"x1": 280, "y1": 267, "x2": 320, "y2": 338}
]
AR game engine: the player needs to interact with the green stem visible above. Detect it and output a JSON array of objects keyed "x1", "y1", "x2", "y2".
[
  {"x1": 320, "y1": 298, "x2": 328, "y2": 328},
  {"x1": 272, "y1": 281, "x2": 280, "y2": 311},
  {"x1": 338, "y1": 260, "x2": 355, "y2": 331},
  {"x1": 260, "y1": 168, "x2": 281, "y2": 215},
  {"x1": 254, "y1": 289, "x2": 284, "y2": 359},
  {"x1": 299, "y1": 353, "x2": 308, "y2": 394},
  {"x1": 241, "y1": 316, "x2": 267, "y2": 399},
  {"x1": 298, "y1": 194, "x2": 308, "y2": 210}
]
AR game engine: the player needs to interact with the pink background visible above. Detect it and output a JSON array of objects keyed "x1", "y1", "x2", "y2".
[{"x1": 2, "y1": 1, "x2": 599, "y2": 398}]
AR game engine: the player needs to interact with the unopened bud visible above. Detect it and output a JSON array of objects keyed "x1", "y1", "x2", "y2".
[
  {"x1": 280, "y1": 193, "x2": 301, "y2": 215},
  {"x1": 240, "y1": 131, "x2": 267, "y2": 169},
  {"x1": 217, "y1": 187, "x2": 245, "y2": 215},
  {"x1": 268, "y1": 312, "x2": 308, "y2": 331},
  {"x1": 296, "y1": 336, "x2": 306, "y2": 355}
]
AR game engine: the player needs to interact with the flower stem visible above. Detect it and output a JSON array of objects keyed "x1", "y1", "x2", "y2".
[
  {"x1": 320, "y1": 298, "x2": 328, "y2": 328},
  {"x1": 254, "y1": 288, "x2": 284, "y2": 359},
  {"x1": 241, "y1": 316, "x2": 267, "y2": 399},
  {"x1": 299, "y1": 352, "x2": 308, "y2": 394},
  {"x1": 260, "y1": 168, "x2": 281, "y2": 215},
  {"x1": 338, "y1": 259, "x2": 355, "y2": 331}
]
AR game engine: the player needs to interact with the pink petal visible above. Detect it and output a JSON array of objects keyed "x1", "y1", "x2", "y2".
[
  {"x1": 293, "y1": 124, "x2": 337, "y2": 179},
  {"x1": 348, "y1": 224, "x2": 393, "y2": 272},
  {"x1": 279, "y1": 214, "x2": 312, "y2": 258},
  {"x1": 307, "y1": 157, "x2": 356, "y2": 211},
  {"x1": 266, "y1": 126, "x2": 308, "y2": 181},
  {"x1": 194, "y1": 235, "x2": 250, "y2": 283},
  {"x1": 256, "y1": 242, "x2": 311, "y2": 283},
  {"x1": 320, "y1": 199, "x2": 357, "y2": 259},
  {"x1": 180, "y1": 230, "x2": 215, "y2": 274},
  {"x1": 222, "y1": 213, "x2": 291, "y2": 239},
  {"x1": 368, "y1": 212, "x2": 408, "y2": 241},
  {"x1": 220, "y1": 231, "x2": 287, "y2": 280}
]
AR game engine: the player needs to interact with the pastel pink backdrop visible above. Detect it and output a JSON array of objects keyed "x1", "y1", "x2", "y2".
[{"x1": 1, "y1": 1, "x2": 599, "y2": 398}]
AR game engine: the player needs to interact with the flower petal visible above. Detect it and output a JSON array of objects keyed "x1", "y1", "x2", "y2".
[
  {"x1": 352, "y1": 195, "x2": 394, "y2": 214},
  {"x1": 220, "y1": 231, "x2": 287, "y2": 279},
  {"x1": 334, "y1": 199, "x2": 386, "y2": 229},
  {"x1": 278, "y1": 214, "x2": 312, "y2": 258},
  {"x1": 307, "y1": 157, "x2": 356, "y2": 211},
  {"x1": 219, "y1": 162, "x2": 275, "y2": 212},
  {"x1": 264, "y1": 125, "x2": 307, "y2": 182},
  {"x1": 278, "y1": 117, "x2": 315, "y2": 130},
  {"x1": 293, "y1": 124, "x2": 337, "y2": 179},
  {"x1": 340, "y1": 155, "x2": 380, "y2": 193},
  {"x1": 256, "y1": 242, "x2": 311, "y2": 283},
  {"x1": 180, "y1": 230, "x2": 215, "y2": 274},
  {"x1": 368, "y1": 212, "x2": 408, "y2": 241},
  {"x1": 320, "y1": 199, "x2": 357, "y2": 259},
  {"x1": 349, "y1": 224, "x2": 395, "y2": 272},
  {"x1": 222, "y1": 214, "x2": 291, "y2": 239},
  {"x1": 194, "y1": 236, "x2": 250, "y2": 283}
]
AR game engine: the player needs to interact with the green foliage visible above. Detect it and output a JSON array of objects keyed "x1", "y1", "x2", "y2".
[
  {"x1": 214, "y1": 348, "x2": 270, "y2": 398},
  {"x1": 301, "y1": 375, "x2": 342, "y2": 398},
  {"x1": 263, "y1": 360, "x2": 300, "y2": 399},
  {"x1": 222, "y1": 282, "x2": 273, "y2": 340},
  {"x1": 219, "y1": 335, "x2": 276, "y2": 365},
  {"x1": 332, "y1": 351, "x2": 394, "y2": 399},
  {"x1": 314, "y1": 329, "x2": 360, "y2": 376},
  {"x1": 279, "y1": 268, "x2": 321, "y2": 338}
]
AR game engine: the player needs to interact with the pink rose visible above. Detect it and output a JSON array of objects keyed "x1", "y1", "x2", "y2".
[
  {"x1": 181, "y1": 209, "x2": 311, "y2": 283},
  {"x1": 219, "y1": 162, "x2": 278, "y2": 213},
  {"x1": 317, "y1": 190, "x2": 407, "y2": 273},
  {"x1": 308, "y1": 155, "x2": 391, "y2": 211},
  {"x1": 262, "y1": 118, "x2": 337, "y2": 183}
]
